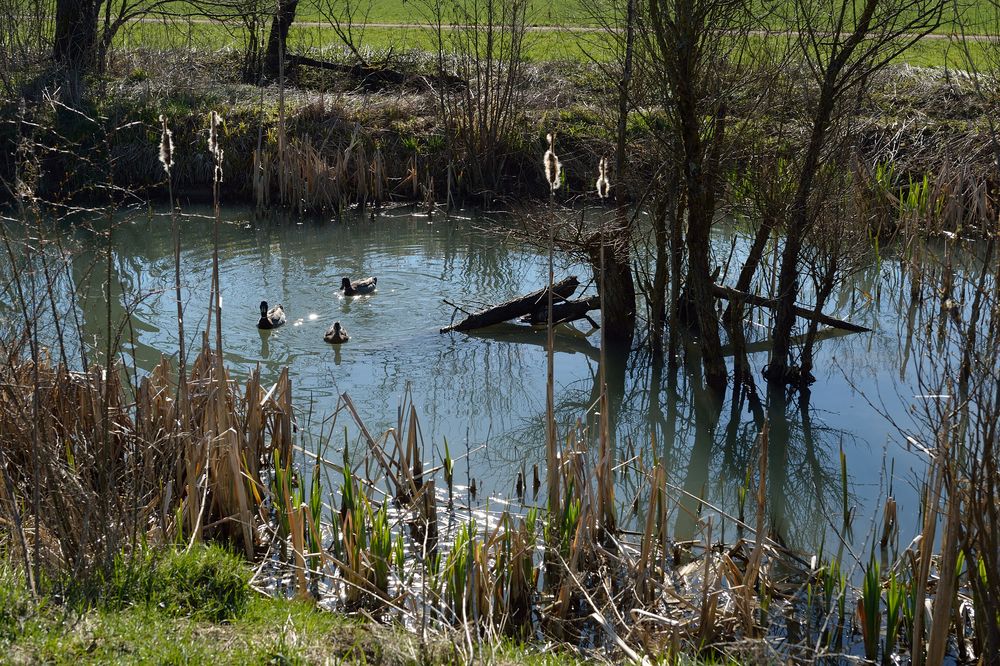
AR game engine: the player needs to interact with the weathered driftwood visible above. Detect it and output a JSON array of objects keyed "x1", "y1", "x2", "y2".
[
  {"x1": 520, "y1": 295, "x2": 601, "y2": 326},
  {"x1": 440, "y1": 276, "x2": 580, "y2": 333},
  {"x1": 711, "y1": 284, "x2": 871, "y2": 333}
]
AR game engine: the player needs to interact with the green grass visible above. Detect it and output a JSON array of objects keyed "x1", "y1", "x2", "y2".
[
  {"x1": 113, "y1": 15, "x2": 998, "y2": 70},
  {"x1": 162, "y1": 0, "x2": 999, "y2": 33},
  {"x1": 0, "y1": 546, "x2": 588, "y2": 665}
]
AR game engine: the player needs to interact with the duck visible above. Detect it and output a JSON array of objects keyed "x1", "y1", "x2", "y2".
[
  {"x1": 324, "y1": 321, "x2": 350, "y2": 344},
  {"x1": 257, "y1": 301, "x2": 286, "y2": 329},
  {"x1": 340, "y1": 276, "x2": 377, "y2": 296}
]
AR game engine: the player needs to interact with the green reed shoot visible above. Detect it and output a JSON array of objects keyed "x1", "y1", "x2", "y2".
[
  {"x1": 860, "y1": 554, "x2": 882, "y2": 661},
  {"x1": 821, "y1": 557, "x2": 841, "y2": 614},
  {"x1": 445, "y1": 520, "x2": 476, "y2": 620},
  {"x1": 840, "y1": 449, "x2": 852, "y2": 530},
  {"x1": 885, "y1": 571, "x2": 906, "y2": 663},
  {"x1": 370, "y1": 502, "x2": 391, "y2": 598},
  {"x1": 737, "y1": 463, "x2": 752, "y2": 523},
  {"x1": 393, "y1": 532, "x2": 405, "y2": 581},
  {"x1": 493, "y1": 512, "x2": 535, "y2": 635},
  {"x1": 427, "y1": 549, "x2": 443, "y2": 606},
  {"x1": 272, "y1": 450, "x2": 299, "y2": 540},
  {"x1": 307, "y1": 459, "x2": 323, "y2": 565},
  {"x1": 442, "y1": 436, "x2": 454, "y2": 498}
]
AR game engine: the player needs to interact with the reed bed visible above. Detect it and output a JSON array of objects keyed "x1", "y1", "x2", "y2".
[
  {"x1": 242, "y1": 381, "x2": 996, "y2": 663},
  {"x1": 0, "y1": 281, "x2": 995, "y2": 662},
  {"x1": 252, "y1": 130, "x2": 389, "y2": 214},
  {"x1": 0, "y1": 336, "x2": 292, "y2": 583},
  {"x1": 2, "y1": 335, "x2": 993, "y2": 662}
]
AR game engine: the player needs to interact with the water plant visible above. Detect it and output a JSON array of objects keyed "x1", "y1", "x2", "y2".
[
  {"x1": 859, "y1": 554, "x2": 882, "y2": 661},
  {"x1": 885, "y1": 570, "x2": 906, "y2": 663}
]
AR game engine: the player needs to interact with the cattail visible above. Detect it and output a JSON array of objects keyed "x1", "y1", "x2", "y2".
[
  {"x1": 208, "y1": 110, "x2": 220, "y2": 156},
  {"x1": 596, "y1": 156, "x2": 610, "y2": 199},
  {"x1": 215, "y1": 149, "x2": 224, "y2": 184},
  {"x1": 158, "y1": 115, "x2": 173, "y2": 176},
  {"x1": 208, "y1": 111, "x2": 224, "y2": 182},
  {"x1": 543, "y1": 132, "x2": 561, "y2": 192}
]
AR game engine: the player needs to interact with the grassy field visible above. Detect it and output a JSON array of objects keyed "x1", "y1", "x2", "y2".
[
  {"x1": 239, "y1": 0, "x2": 1000, "y2": 34},
  {"x1": 114, "y1": 15, "x2": 995, "y2": 70}
]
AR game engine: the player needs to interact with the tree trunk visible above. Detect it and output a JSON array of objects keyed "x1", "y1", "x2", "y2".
[
  {"x1": 614, "y1": 0, "x2": 636, "y2": 209},
  {"x1": 680, "y1": 101, "x2": 728, "y2": 395},
  {"x1": 264, "y1": 0, "x2": 299, "y2": 80},
  {"x1": 685, "y1": 220, "x2": 727, "y2": 394},
  {"x1": 53, "y1": 0, "x2": 101, "y2": 96},
  {"x1": 587, "y1": 232, "x2": 636, "y2": 346},
  {"x1": 649, "y1": 192, "x2": 671, "y2": 353}
]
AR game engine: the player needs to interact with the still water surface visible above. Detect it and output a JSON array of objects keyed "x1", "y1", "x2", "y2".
[{"x1": 46, "y1": 204, "x2": 974, "y2": 560}]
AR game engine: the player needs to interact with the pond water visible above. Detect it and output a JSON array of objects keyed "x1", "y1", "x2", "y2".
[{"x1": 10, "y1": 204, "x2": 987, "y2": 564}]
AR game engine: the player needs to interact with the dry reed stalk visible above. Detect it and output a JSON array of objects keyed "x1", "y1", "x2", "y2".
[
  {"x1": 637, "y1": 462, "x2": 665, "y2": 604},
  {"x1": 354, "y1": 141, "x2": 369, "y2": 206},
  {"x1": 0, "y1": 335, "x2": 292, "y2": 578},
  {"x1": 911, "y1": 428, "x2": 948, "y2": 666},
  {"x1": 387, "y1": 395, "x2": 424, "y2": 503},
  {"x1": 744, "y1": 423, "x2": 769, "y2": 591},
  {"x1": 341, "y1": 394, "x2": 405, "y2": 496},
  {"x1": 927, "y1": 463, "x2": 962, "y2": 664},
  {"x1": 160, "y1": 116, "x2": 187, "y2": 422},
  {"x1": 289, "y1": 503, "x2": 310, "y2": 598},
  {"x1": 253, "y1": 148, "x2": 271, "y2": 210},
  {"x1": 405, "y1": 155, "x2": 419, "y2": 198},
  {"x1": 371, "y1": 148, "x2": 386, "y2": 207},
  {"x1": 696, "y1": 519, "x2": 719, "y2": 647},
  {"x1": 596, "y1": 210, "x2": 614, "y2": 538},
  {"x1": 727, "y1": 424, "x2": 769, "y2": 640}
]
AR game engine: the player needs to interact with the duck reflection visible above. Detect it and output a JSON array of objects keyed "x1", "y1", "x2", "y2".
[{"x1": 258, "y1": 328, "x2": 270, "y2": 358}]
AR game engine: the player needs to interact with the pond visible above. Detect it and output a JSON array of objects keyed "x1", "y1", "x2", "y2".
[{"x1": 10, "y1": 203, "x2": 986, "y2": 563}]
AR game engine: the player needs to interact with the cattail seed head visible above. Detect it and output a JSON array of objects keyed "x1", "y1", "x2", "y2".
[
  {"x1": 208, "y1": 111, "x2": 224, "y2": 182},
  {"x1": 543, "y1": 132, "x2": 561, "y2": 192},
  {"x1": 215, "y1": 149, "x2": 225, "y2": 183},
  {"x1": 596, "y1": 156, "x2": 610, "y2": 199},
  {"x1": 208, "y1": 111, "x2": 223, "y2": 161},
  {"x1": 159, "y1": 114, "x2": 174, "y2": 176}
]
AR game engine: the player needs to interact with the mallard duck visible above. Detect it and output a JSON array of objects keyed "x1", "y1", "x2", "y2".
[
  {"x1": 257, "y1": 301, "x2": 286, "y2": 329},
  {"x1": 324, "y1": 321, "x2": 349, "y2": 344},
  {"x1": 340, "y1": 276, "x2": 377, "y2": 296}
]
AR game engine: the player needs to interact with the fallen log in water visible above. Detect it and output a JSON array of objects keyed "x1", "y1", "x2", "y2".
[
  {"x1": 711, "y1": 284, "x2": 872, "y2": 333},
  {"x1": 440, "y1": 276, "x2": 580, "y2": 333},
  {"x1": 520, "y1": 295, "x2": 601, "y2": 327}
]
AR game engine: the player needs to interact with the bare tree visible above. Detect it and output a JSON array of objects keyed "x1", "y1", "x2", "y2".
[
  {"x1": 765, "y1": 0, "x2": 945, "y2": 386},
  {"x1": 0, "y1": 0, "x2": 49, "y2": 95},
  {"x1": 263, "y1": 0, "x2": 300, "y2": 79},
  {"x1": 423, "y1": 0, "x2": 531, "y2": 198},
  {"x1": 641, "y1": 0, "x2": 759, "y2": 394},
  {"x1": 196, "y1": 0, "x2": 278, "y2": 82},
  {"x1": 574, "y1": 0, "x2": 641, "y2": 345},
  {"x1": 52, "y1": 0, "x2": 179, "y2": 85},
  {"x1": 314, "y1": 0, "x2": 375, "y2": 66}
]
